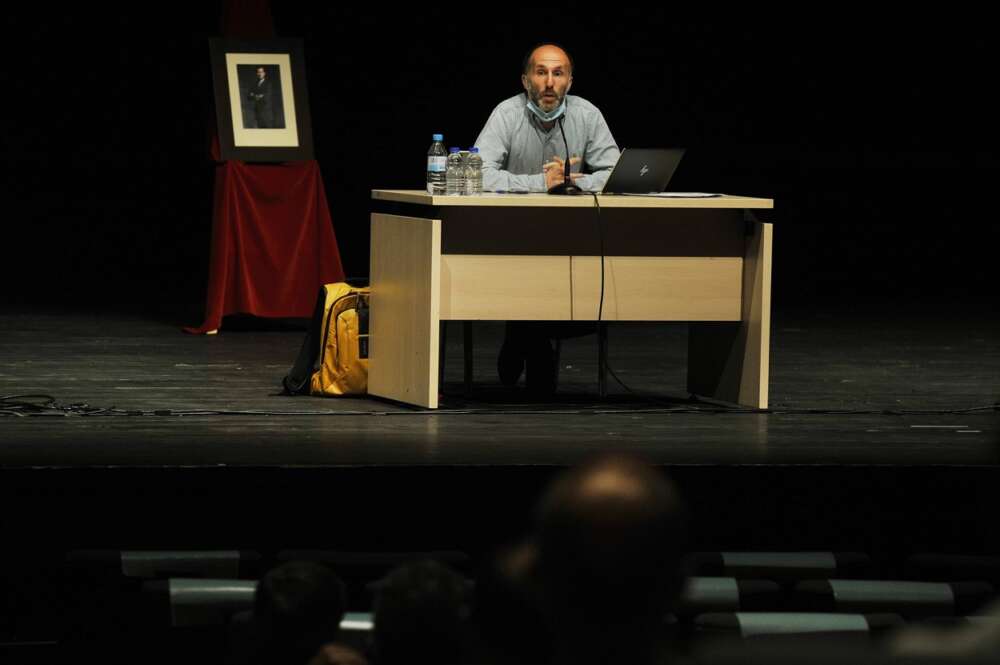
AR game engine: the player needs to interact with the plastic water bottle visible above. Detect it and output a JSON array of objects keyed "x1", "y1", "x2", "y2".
[
  {"x1": 426, "y1": 134, "x2": 447, "y2": 195},
  {"x1": 446, "y1": 147, "x2": 465, "y2": 196},
  {"x1": 457, "y1": 149, "x2": 470, "y2": 194},
  {"x1": 465, "y1": 146, "x2": 483, "y2": 195}
]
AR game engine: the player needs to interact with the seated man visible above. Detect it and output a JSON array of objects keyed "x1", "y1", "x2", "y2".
[
  {"x1": 473, "y1": 43, "x2": 621, "y2": 393},
  {"x1": 371, "y1": 560, "x2": 472, "y2": 665},
  {"x1": 530, "y1": 455, "x2": 688, "y2": 665}
]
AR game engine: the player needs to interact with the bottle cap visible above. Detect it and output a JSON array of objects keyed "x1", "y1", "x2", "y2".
[
  {"x1": 468, "y1": 147, "x2": 480, "y2": 153},
  {"x1": 449, "y1": 147, "x2": 461, "y2": 153},
  {"x1": 432, "y1": 134, "x2": 443, "y2": 141}
]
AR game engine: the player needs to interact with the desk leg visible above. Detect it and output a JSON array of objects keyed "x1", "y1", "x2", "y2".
[
  {"x1": 368, "y1": 213, "x2": 441, "y2": 409},
  {"x1": 687, "y1": 222, "x2": 772, "y2": 408}
]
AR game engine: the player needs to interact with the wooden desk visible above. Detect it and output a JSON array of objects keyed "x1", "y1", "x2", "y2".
[{"x1": 369, "y1": 190, "x2": 773, "y2": 409}]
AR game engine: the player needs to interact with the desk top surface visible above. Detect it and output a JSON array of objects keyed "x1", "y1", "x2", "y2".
[{"x1": 372, "y1": 190, "x2": 773, "y2": 209}]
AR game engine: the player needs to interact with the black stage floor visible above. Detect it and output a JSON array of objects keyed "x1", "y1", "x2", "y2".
[
  {"x1": 1, "y1": 304, "x2": 996, "y2": 468},
  {"x1": 1, "y1": 304, "x2": 999, "y2": 567}
]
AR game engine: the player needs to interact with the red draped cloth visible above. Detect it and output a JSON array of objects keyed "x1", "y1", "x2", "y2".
[{"x1": 184, "y1": 160, "x2": 345, "y2": 334}]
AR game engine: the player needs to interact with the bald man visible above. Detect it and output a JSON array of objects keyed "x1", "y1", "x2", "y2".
[
  {"x1": 475, "y1": 44, "x2": 621, "y2": 393},
  {"x1": 474, "y1": 43, "x2": 620, "y2": 193},
  {"x1": 525, "y1": 455, "x2": 687, "y2": 665},
  {"x1": 534, "y1": 455, "x2": 687, "y2": 617}
]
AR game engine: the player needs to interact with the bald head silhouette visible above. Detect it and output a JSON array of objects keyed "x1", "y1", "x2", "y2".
[{"x1": 534, "y1": 455, "x2": 687, "y2": 625}]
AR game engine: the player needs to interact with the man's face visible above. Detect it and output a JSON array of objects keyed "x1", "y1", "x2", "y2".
[
  {"x1": 522, "y1": 46, "x2": 572, "y2": 113},
  {"x1": 256, "y1": 68, "x2": 265, "y2": 80}
]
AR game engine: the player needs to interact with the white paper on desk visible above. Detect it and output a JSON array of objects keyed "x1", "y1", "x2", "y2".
[{"x1": 620, "y1": 192, "x2": 722, "y2": 198}]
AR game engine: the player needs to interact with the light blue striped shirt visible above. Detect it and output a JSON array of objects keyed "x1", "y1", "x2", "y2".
[{"x1": 474, "y1": 93, "x2": 620, "y2": 192}]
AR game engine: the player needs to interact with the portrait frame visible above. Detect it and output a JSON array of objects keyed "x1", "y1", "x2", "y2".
[{"x1": 209, "y1": 38, "x2": 314, "y2": 162}]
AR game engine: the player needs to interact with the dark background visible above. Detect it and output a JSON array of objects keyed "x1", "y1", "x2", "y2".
[{"x1": 3, "y1": 8, "x2": 997, "y2": 315}]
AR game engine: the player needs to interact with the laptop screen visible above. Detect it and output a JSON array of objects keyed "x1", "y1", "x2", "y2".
[{"x1": 600, "y1": 148, "x2": 685, "y2": 194}]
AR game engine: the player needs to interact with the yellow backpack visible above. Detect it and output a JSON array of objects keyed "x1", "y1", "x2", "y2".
[{"x1": 283, "y1": 283, "x2": 370, "y2": 397}]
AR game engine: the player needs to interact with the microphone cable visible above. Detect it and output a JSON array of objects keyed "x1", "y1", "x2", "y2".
[
  {"x1": 558, "y1": 117, "x2": 573, "y2": 186},
  {"x1": 589, "y1": 191, "x2": 605, "y2": 323}
]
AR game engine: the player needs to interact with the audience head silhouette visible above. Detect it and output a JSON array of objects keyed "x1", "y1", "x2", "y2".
[
  {"x1": 253, "y1": 560, "x2": 347, "y2": 665},
  {"x1": 534, "y1": 454, "x2": 687, "y2": 628},
  {"x1": 372, "y1": 559, "x2": 471, "y2": 665}
]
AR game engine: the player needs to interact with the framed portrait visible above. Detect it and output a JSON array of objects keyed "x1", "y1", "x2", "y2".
[{"x1": 209, "y1": 38, "x2": 314, "y2": 162}]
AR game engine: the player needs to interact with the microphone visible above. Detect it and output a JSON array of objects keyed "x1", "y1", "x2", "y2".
[{"x1": 548, "y1": 116, "x2": 582, "y2": 196}]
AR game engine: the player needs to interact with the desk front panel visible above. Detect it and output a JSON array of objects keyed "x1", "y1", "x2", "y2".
[{"x1": 439, "y1": 254, "x2": 742, "y2": 322}]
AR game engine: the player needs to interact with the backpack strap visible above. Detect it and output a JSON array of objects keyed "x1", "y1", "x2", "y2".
[{"x1": 281, "y1": 285, "x2": 328, "y2": 395}]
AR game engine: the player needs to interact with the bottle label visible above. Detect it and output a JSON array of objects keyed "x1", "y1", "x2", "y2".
[{"x1": 427, "y1": 156, "x2": 447, "y2": 173}]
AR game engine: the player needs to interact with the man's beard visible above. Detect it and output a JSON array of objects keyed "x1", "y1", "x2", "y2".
[{"x1": 529, "y1": 87, "x2": 563, "y2": 111}]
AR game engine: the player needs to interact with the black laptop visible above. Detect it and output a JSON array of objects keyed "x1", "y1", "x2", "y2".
[{"x1": 600, "y1": 148, "x2": 685, "y2": 194}]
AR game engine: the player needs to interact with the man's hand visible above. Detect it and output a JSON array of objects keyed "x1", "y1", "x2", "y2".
[{"x1": 543, "y1": 156, "x2": 582, "y2": 190}]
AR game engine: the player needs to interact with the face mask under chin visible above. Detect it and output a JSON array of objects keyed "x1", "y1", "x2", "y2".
[{"x1": 525, "y1": 95, "x2": 567, "y2": 123}]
